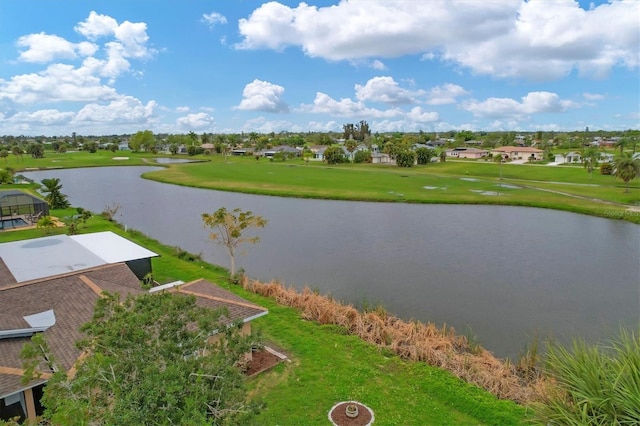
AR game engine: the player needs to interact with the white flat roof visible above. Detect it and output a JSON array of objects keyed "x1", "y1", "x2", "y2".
[
  {"x1": 0, "y1": 231, "x2": 158, "y2": 283},
  {"x1": 0, "y1": 235, "x2": 105, "y2": 283},
  {"x1": 71, "y1": 231, "x2": 158, "y2": 263}
]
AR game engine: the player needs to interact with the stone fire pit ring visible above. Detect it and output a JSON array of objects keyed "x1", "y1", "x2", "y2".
[{"x1": 328, "y1": 400, "x2": 374, "y2": 426}]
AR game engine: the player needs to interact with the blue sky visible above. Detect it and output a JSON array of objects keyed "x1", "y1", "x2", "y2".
[{"x1": 1, "y1": 0, "x2": 638, "y2": 136}]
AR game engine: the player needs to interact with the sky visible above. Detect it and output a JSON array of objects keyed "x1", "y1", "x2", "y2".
[{"x1": 0, "y1": 0, "x2": 639, "y2": 137}]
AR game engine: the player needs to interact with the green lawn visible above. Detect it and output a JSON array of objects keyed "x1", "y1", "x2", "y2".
[
  {"x1": 143, "y1": 154, "x2": 640, "y2": 223},
  {"x1": 0, "y1": 214, "x2": 530, "y2": 425},
  {"x1": 6, "y1": 150, "x2": 639, "y2": 223}
]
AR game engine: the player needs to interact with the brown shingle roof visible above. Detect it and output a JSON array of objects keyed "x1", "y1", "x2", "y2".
[
  {"x1": 0, "y1": 263, "x2": 143, "y2": 398},
  {"x1": 171, "y1": 279, "x2": 267, "y2": 325},
  {"x1": 0, "y1": 258, "x2": 17, "y2": 288}
]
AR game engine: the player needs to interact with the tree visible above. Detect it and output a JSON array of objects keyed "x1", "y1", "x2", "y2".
[
  {"x1": 129, "y1": 130, "x2": 155, "y2": 153},
  {"x1": 36, "y1": 215, "x2": 56, "y2": 234},
  {"x1": 613, "y1": 152, "x2": 640, "y2": 193},
  {"x1": 581, "y1": 147, "x2": 599, "y2": 179},
  {"x1": 353, "y1": 150, "x2": 371, "y2": 164},
  {"x1": 22, "y1": 291, "x2": 259, "y2": 425},
  {"x1": 324, "y1": 146, "x2": 346, "y2": 165},
  {"x1": 415, "y1": 147, "x2": 435, "y2": 165},
  {"x1": 344, "y1": 140, "x2": 358, "y2": 161},
  {"x1": 0, "y1": 168, "x2": 13, "y2": 184},
  {"x1": 439, "y1": 150, "x2": 447, "y2": 162},
  {"x1": 11, "y1": 146, "x2": 23, "y2": 162},
  {"x1": 26, "y1": 143, "x2": 44, "y2": 158},
  {"x1": 395, "y1": 150, "x2": 416, "y2": 167},
  {"x1": 0, "y1": 149, "x2": 8, "y2": 162},
  {"x1": 41, "y1": 177, "x2": 70, "y2": 209},
  {"x1": 83, "y1": 141, "x2": 98, "y2": 153},
  {"x1": 202, "y1": 208, "x2": 267, "y2": 276}
]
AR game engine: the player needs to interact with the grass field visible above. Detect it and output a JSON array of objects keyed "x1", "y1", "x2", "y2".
[
  {"x1": 0, "y1": 213, "x2": 530, "y2": 425},
  {"x1": 5, "y1": 149, "x2": 639, "y2": 223},
  {"x1": 142, "y1": 153, "x2": 640, "y2": 223}
]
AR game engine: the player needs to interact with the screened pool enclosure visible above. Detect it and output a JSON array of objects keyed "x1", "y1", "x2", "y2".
[{"x1": 0, "y1": 190, "x2": 49, "y2": 230}]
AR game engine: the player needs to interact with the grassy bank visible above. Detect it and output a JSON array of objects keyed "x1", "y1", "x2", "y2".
[
  {"x1": 0, "y1": 213, "x2": 530, "y2": 425},
  {"x1": 5, "y1": 149, "x2": 639, "y2": 223},
  {"x1": 143, "y1": 154, "x2": 640, "y2": 223}
]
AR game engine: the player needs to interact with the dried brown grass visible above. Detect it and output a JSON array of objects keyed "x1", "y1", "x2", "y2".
[{"x1": 243, "y1": 277, "x2": 545, "y2": 404}]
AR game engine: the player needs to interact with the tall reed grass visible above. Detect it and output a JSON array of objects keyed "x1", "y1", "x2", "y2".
[{"x1": 242, "y1": 277, "x2": 546, "y2": 404}]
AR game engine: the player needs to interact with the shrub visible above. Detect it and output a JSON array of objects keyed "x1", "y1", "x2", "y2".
[
  {"x1": 415, "y1": 147, "x2": 434, "y2": 165},
  {"x1": 534, "y1": 328, "x2": 640, "y2": 425},
  {"x1": 353, "y1": 150, "x2": 371, "y2": 164},
  {"x1": 324, "y1": 146, "x2": 346, "y2": 165},
  {"x1": 396, "y1": 150, "x2": 416, "y2": 167},
  {"x1": 600, "y1": 163, "x2": 613, "y2": 175}
]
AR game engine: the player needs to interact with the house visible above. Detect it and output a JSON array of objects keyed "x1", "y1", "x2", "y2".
[
  {"x1": 554, "y1": 151, "x2": 582, "y2": 164},
  {"x1": 491, "y1": 146, "x2": 544, "y2": 161},
  {"x1": 0, "y1": 232, "x2": 267, "y2": 422},
  {"x1": 308, "y1": 145, "x2": 327, "y2": 161},
  {"x1": 599, "y1": 153, "x2": 614, "y2": 163},
  {"x1": 445, "y1": 147, "x2": 489, "y2": 159},
  {"x1": 262, "y1": 145, "x2": 301, "y2": 158},
  {"x1": 201, "y1": 143, "x2": 215, "y2": 154},
  {"x1": 371, "y1": 152, "x2": 394, "y2": 164}
]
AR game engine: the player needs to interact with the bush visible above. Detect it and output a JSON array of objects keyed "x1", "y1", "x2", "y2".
[
  {"x1": 324, "y1": 146, "x2": 346, "y2": 165},
  {"x1": 415, "y1": 147, "x2": 434, "y2": 165},
  {"x1": 600, "y1": 163, "x2": 613, "y2": 175},
  {"x1": 534, "y1": 328, "x2": 640, "y2": 425},
  {"x1": 396, "y1": 150, "x2": 416, "y2": 167},
  {"x1": 353, "y1": 150, "x2": 371, "y2": 164}
]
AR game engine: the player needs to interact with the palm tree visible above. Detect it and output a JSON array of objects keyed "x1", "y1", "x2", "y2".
[
  {"x1": 613, "y1": 153, "x2": 640, "y2": 193},
  {"x1": 581, "y1": 147, "x2": 599, "y2": 179},
  {"x1": 36, "y1": 216, "x2": 57, "y2": 234},
  {"x1": 41, "y1": 178, "x2": 70, "y2": 209}
]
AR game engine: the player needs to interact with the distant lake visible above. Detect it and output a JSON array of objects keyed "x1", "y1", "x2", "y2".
[{"x1": 24, "y1": 167, "x2": 640, "y2": 360}]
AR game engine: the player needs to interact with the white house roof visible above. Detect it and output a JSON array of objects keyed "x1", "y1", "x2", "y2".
[
  {"x1": 71, "y1": 231, "x2": 158, "y2": 263},
  {"x1": 0, "y1": 231, "x2": 158, "y2": 284}
]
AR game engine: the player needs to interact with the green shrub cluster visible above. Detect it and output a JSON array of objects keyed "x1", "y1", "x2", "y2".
[{"x1": 534, "y1": 328, "x2": 640, "y2": 425}]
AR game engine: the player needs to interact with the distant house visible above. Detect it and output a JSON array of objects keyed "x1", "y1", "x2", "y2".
[
  {"x1": 308, "y1": 145, "x2": 327, "y2": 161},
  {"x1": 445, "y1": 147, "x2": 489, "y2": 159},
  {"x1": 201, "y1": 143, "x2": 215, "y2": 154},
  {"x1": 491, "y1": 146, "x2": 544, "y2": 161},
  {"x1": 599, "y1": 153, "x2": 614, "y2": 163},
  {"x1": 262, "y1": 145, "x2": 301, "y2": 158},
  {"x1": 0, "y1": 232, "x2": 267, "y2": 423},
  {"x1": 554, "y1": 151, "x2": 582, "y2": 164},
  {"x1": 371, "y1": 152, "x2": 394, "y2": 164}
]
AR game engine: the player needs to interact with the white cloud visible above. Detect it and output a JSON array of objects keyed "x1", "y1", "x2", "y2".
[
  {"x1": 17, "y1": 33, "x2": 97, "y2": 63},
  {"x1": 406, "y1": 107, "x2": 439, "y2": 123},
  {"x1": 355, "y1": 76, "x2": 423, "y2": 105},
  {"x1": 583, "y1": 92, "x2": 605, "y2": 101},
  {"x1": 8, "y1": 109, "x2": 75, "y2": 125},
  {"x1": 236, "y1": 79, "x2": 289, "y2": 112},
  {"x1": 177, "y1": 112, "x2": 214, "y2": 129},
  {"x1": 426, "y1": 83, "x2": 470, "y2": 105},
  {"x1": 301, "y1": 92, "x2": 437, "y2": 124},
  {"x1": 202, "y1": 12, "x2": 227, "y2": 28},
  {"x1": 370, "y1": 60, "x2": 386, "y2": 70},
  {"x1": 0, "y1": 63, "x2": 119, "y2": 104},
  {"x1": 461, "y1": 91, "x2": 578, "y2": 119},
  {"x1": 237, "y1": 0, "x2": 639, "y2": 80},
  {"x1": 176, "y1": 106, "x2": 190, "y2": 113},
  {"x1": 75, "y1": 11, "x2": 119, "y2": 40},
  {"x1": 74, "y1": 96, "x2": 156, "y2": 123}
]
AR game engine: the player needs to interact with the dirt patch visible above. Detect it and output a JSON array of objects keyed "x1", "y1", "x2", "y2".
[{"x1": 245, "y1": 348, "x2": 283, "y2": 377}]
